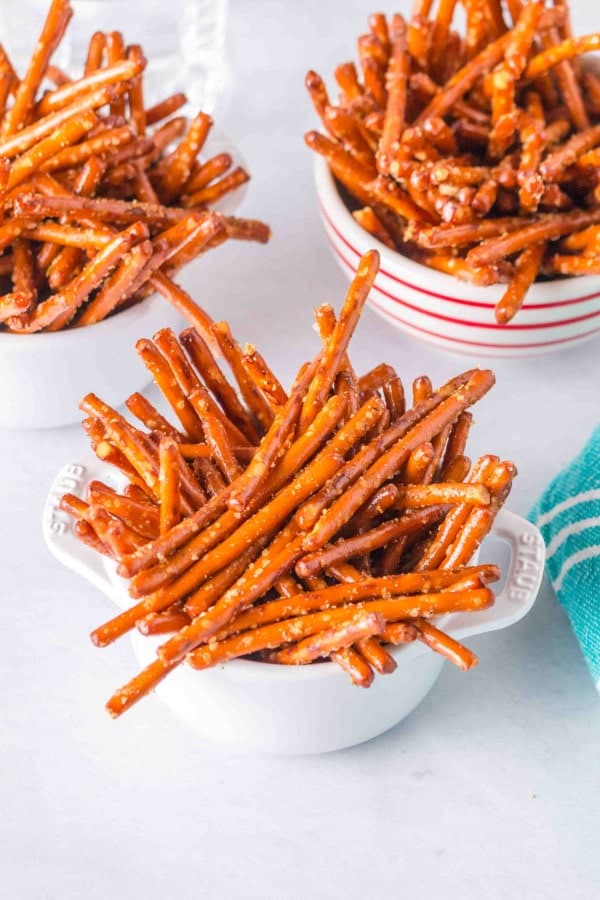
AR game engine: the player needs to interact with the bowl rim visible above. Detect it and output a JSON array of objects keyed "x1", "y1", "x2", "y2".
[
  {"x1": 0, "y1": 287, "x2": 169, "y2": 348},
  {"x1": 313, "y1": 154, "x2": 600, "y2": 305}
]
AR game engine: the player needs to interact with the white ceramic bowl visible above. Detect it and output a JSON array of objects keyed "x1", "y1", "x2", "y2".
[
  {"x1": 44, "y1": 458, "x2": 545, "y2": 755},
  {"x1": 0, "y1": 127, "x2": 248, "y2": 430},
  {"x1": 314, "y1": 157, "x2": 600, "y2": 358}
]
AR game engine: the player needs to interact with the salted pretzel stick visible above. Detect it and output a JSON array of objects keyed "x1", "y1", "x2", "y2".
[
  {"x1": 394, "y1": 482, "x2": 489, "y2": 508},
  {"x1": 348, "y1": 483, "x2": 400, "y2": 533},
  {"x1": 183, "y1": 539, "x2": 271, "y2": 619},
  {"x1": 74, "y1": 520, "x2": 110, "y2": 556},
  {"x1": 40, "y1": 125, "x2": 134, "y2": 174},
  {"x1": 417, "y1": 32, "x2": 510, "y2": 124},
  {"x1": 37, "y1": 57, "x2": 145, "y2": 117},
  {"x1": 117, "y1": 394, "x2": 347, "y2": 579},
  {"x1": 184, "y1": 168, "x2": 249, "y2": 207},
  {"x1": 526, "y1": 33, "x2": 600, "y2": 79},
  {"x1": 148, "y1": 270, "x2": 222, "y2": 354},
  {"x1": 404, "y1": 443, "x2": 435, "y2": 484},
  {"x1": 137, "y1": 609, "x2": 191, "y2": 636},
  {"x1": 184, "y1": 153, "x2": 233, "y2": 194},
  {"x1": 161, "y1": 112, "x2": 212, "y2": 202},
  {"x1": 180, "y1": 328, "x2": 259, "y2": 442},
  {"x1": 158, "y1": 437, "x2": 181, "y2": 535},
  {"x1": 495, "y1": 241, "x2": 545, "y2": 324},
  {"x1": 7, "y1": 109, "x2": 98, "y2": 190},
  {"x1": 145, "y1": 93, "x2": 187, "y2": 125},
  {"x1": 128, "y1": 397, "x2": 379, "y2": 600},
  {"x1": 296, "y1": 506, "x2": 447, "y2": 578},
  {"x1": 540, "y1": 123, "x2": 600, "y2": 181},
  {"x1": 415, "y1": 454, "x2": 498, "y2": 571},
  {"x1": 241, "y1": 345, "x2": 288, "y2": 409},
  {"x1": 45, "y1": 156, "x2": 107, "y2": 292},
  {"x1": 0, "y1": 82, "x2": 128, "y2": 160},
  {"x1": 275, "y1": 612, "x2": 386, "y2": 665},
  {"x1": 296, "y1": 370, "x2": 476, "y2": 532},
  {"x1": 352, "y1": 208, "x2": 396, "y2": 249},
  {"x1": 10, "y1": 221, "x2": 148, "y2": 332},
  {"x1": 303, "y1": 370, "x2": 494, "y2": 550},
  {"x1": 135, "y1": 337, "x2": 204, "y2": 441},
  {"x1": 442, "y1": 411, "x2": 473, "y2": 471},
  {"x1": 150, "y1": 328, "x2": 253, "y2": 450},
  {"x1": 84, "y1": 31, "x2": 105, "y2": 75},
  {"x1": 87, "y1": 482, "x2": 159, "y2": 540},
  {"x1": 300, "y1": 250, "x2": 379, "y2": 431},
  {"x1": 227, "y1": 363, "x2": 315, "y2": 512},
  {"x1": 377, "y1": 15, "x2": 409, "y2": 175},
  {"x1": 77, "y1": 241, "x2": 153, "y2": 326},
  {"x1": 212, "y1": 321, "x2": 275, "y2": 433},
  {"x1": 2, "y1": 0, "x2": 73, "y2": 137},
  {"x1": 191, "y1": 394, "x2": 241, "y2": 483},
  {"x1": 187, "y1": 589, "x2": 494, "y2": 671},
  {"x1": 213, "y1": 567, "x2": 499, "y2": 640},
  {"x1": 414, "y1": 618, "x2": 478, "y2": 669},
  {"x1": 467, "y1": 208, "x2": 600, "y2": 266},
  {"x1": 0, "y1": 292, "x2": 32, "y2": 321},
  {"x1": 126, "y1": 44, "x2": 146, "y2": 136},
  {"x1": 11, "y1": 239, "x2": 37, "y2": 306},
  {"x1": 331, "y1": 647, "x2": 375, "y2": 686},
  {"x1": 103, "y1": 31, "x2": 126, "y2": 118}
]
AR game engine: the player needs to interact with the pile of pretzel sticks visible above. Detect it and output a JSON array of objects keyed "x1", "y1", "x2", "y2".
[
  {"x1": 305, "y1": 1, "x2": 600, "y2": 323},
  {"x1": 61, "y1": 249, "x2": 516, "y2": 717},
  {"x1": 0, "y1": 0, "x2": 269, "y2": 332}
]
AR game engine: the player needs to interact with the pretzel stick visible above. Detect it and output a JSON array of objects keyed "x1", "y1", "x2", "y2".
[
  {"x1": 467, "y1": 207, "x2": 600, "y2": 266},
  {"x1": 191, "y1": 394, "x2": 241, "y2": 483},
  {"x1": 2, "y1": 0, "x2": 73, "y2": 137},
  {"x1": 160, "y1": 112, "x2": 212, "y2": 202},
  {"x1": 330, "y1": 647, "x2": 375, "y2": 687},
  {"x1": 9, "y1": 221, "x2": 148, "y2": 332},
  {"x1": 296, "y1": 506, "x2": 447, "y2": 578},
  {"x1": 137, "y1": 609, "x2": 191, "y2": 636},
  {"x1": 158, "y1": 436, "x2": 181, "y2": 534},
  {"x1": 227, "y1": 363, "x2": 314, "y2": 513},
  {"x1": 495, "y1": 241, "x2": 545, "y2": 324},
  {"x1": 192, "y1": 566, "x2": 499, "y2": 642},
  {"x1": 145, "y1": 93, "x2": 187, "y2": 125},
  {"x1": 304, "y1": 370, "x2": 494, "y2": 551},
  {"x1": 296, "y1": 371, "x2": 475, "y2": 532},
  {"x1": 300, "y1": 249, "x2": 379, "y2": 431},
  {"x1": 274, "y1": 612, "x2": 386, "y2": 665},
  {"x1": 127, "y1": 397, "x2": 378, "y2": 601},
  {"x1": 180, "y1": 328, "x2": 259, "y2": 442},
  {"x1": 117, "y1": 394, "x2": 347, "y2": 578},
  {"x1": 187, "y1": 589, "x2": 494, "y2": 671},
  {"x1": 135, "y1": 338, "x2": 204, "y2": 441},
  {"x1": 241, "y1": 345, "x2": 288, "y2": 410},
  {"x1": 377, "y1": 15, "x2": 409, "y2": 175},
  {"x1": 414, "y1": 618, "x2": 478, "y2": 669}
]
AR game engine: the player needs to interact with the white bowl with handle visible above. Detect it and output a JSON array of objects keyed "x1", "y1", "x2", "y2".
[{"x1": 44, "y1": 458, "x2": 545, "y2": 754}]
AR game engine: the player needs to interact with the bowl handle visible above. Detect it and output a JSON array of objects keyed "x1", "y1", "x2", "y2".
[
  {"x1": 43, "y1": 461, "x2": 119, "y2": 599},
  {"x1": 447, "y1": 508, "x2": 546, "y2": 642}
]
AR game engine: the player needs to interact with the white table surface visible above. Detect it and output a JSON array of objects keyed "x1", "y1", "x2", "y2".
[{"x1": 2, "y1": 2, "x2": 600, "y2": 898}]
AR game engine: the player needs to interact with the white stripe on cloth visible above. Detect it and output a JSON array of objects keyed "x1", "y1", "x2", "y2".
[
  {"x1": 537, "y1": 489, "x2": 600, "y2": 528},
  {"x1": 553, "y1": 545, "x2": 600, "y2": 592},
  {"x1": 545, "y1": 517, "x2": 600, "y2": 561}
]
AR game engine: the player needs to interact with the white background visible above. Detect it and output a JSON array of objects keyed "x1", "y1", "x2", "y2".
[{"x1": 2, "y1": 2, "x2": 600, "y2": 898}]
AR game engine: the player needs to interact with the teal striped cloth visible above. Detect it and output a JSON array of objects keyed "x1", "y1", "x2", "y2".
[{"x1": 530, "y1": 426, "x2": 600, "y2": 689}]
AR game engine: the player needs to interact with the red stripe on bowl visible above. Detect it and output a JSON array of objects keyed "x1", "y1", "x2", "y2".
[
  {"x1": 334, "y1": 244, "x2": 600, "y2": 350},
  {"x1": 327, "y1": 230, "x2": 600, "y2": 332},
  {"x1": 320, "y1": 204, "x2": 600, "y2": 312}
]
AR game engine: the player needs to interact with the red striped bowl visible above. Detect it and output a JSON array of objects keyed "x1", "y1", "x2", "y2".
[{"x1": 314, "y1": 157, "x2": 600, "y2": 358}]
